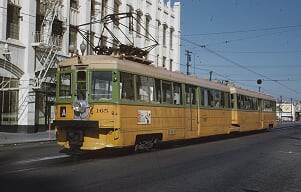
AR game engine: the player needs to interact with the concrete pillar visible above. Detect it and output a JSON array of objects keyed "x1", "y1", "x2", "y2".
[{"x1": 17, "y1": 1, "x2": 37, "y2": 132}]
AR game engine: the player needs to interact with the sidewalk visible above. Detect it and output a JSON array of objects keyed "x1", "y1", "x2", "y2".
[{"x1": 0, "y1": 130, "x2": 56, "y2": 145}]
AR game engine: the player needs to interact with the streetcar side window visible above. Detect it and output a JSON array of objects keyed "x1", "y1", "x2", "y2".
[
  {"x1": 149, "y1": 77, "x2": 156, "y2": 103},
  {"x1": 263, "y1": 100, "x2": 275, "y2": 112},
  {"x1": 237, "y1": 94, "x2": 244, "y2": 109},
  {"x1": 120, "y1": 72, "x2": 134, "y2": 101},
  {"x1": 136, "y1": 75, "x2": 149, "y2": 102},
  {"x1": 162, "y1": 80, "x2": 172, "y2": 104},
  {"x1": 154, "y1": 79, "x2": 161, "y2": 103},
  {"x1": 201, "y1": 88, "x2": 209, "y2": 107},
  {"x1": 251, "y1": 97, "x2": 258, "y2": 110},
  {"x1": 221, "y1": 91, "x2": 230, "y2": 108},
  {"x1": 212, "y1": 89, "x2": 221, "y2": 108},
  {"x1": 91, "y1": 71, "x2": 112, "y2": 100},
  {"x1": 236, "y1": 94, "x2": 259, "y2": 111},
  {"x1": 173, "y1": 82, "x2": 182, "y2": 105},
  {"x1": 185, "y1": 85, "x2": 197, "y2": 105},
  {"x1": 148, "y1": 78, "x2": 161, "y2": 103},
  {"x1": 201, "y1": 88, "x2": 230, "y2": 108},
  {"x1": 59, "y1": 73, "x2": 72, "y2": 98}
]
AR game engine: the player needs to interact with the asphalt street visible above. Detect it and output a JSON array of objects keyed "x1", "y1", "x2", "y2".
[{"x1": 0, "y1": 125, "x2": 300, "y2": 192}]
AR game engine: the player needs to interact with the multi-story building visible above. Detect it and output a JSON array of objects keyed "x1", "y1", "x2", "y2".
[{"x1": 0, "y1": 0, "x2": 181, "y2": 132}]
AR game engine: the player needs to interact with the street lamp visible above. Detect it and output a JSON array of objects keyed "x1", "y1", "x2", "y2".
[
  {"x1": 80, "y1": 41, "x2": 86, "y2": 56},
  {"x1": 257, "y1": 79, "x2": 262, "y2": 92},
  {"x1": 3, "y1": 43, "x2": 11, "y2": 61},
  {"x1": 69, "y1": 44, "x2": 75, "y2": 56}
]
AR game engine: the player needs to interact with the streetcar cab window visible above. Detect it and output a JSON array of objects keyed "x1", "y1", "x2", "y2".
[
  {"x1": 91, "y1": 71, "x2": 112, "y2": 100},
  {"x1": 120, "y1": 72, "x2": 134, "y2": 101},
  {"x1": 59, "y1": 73, "x2": 72, "y2": 98}
]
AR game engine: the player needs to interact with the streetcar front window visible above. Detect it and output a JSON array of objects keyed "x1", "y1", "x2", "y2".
[
  {"x1": 91, "y1": 71, "x2": 112, "y2": 100},
  {"x1": 59, "y1": 73, "x2": 72, "y2": 98},
  {"x1": 76, "y1": 71, "x2": 87, "y2": 100}
]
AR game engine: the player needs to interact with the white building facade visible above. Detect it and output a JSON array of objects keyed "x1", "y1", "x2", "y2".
[{"x1": 0, "y1": 0, "x2": 181, "y2": 132}]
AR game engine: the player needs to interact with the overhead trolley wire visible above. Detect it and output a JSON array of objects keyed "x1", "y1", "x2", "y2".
[
  {"x1": 182, "y1": 24, "x2": 301, "y2": 36},
  {"x1": 181, "y1": 37, "x2": 300, "y2": 95}
]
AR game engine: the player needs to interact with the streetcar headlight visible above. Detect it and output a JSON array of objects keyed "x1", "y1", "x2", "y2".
[{"x1": 73, "y1": 100, "x2": 87, "y2": 113}]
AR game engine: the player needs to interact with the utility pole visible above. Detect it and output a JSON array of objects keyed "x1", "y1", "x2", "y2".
[
  {"x1": 185, "y1": 50, "x2": 192, "y2": 75},
  {"x1": 280, "y1": 96, "x2": 282, "y2": 123},
  {"x1": 209, "y1": 71, "x2": 213, "y2": 81},
  {"x1": 291, "y1": 98, "x2": 293, "y2": 122}
]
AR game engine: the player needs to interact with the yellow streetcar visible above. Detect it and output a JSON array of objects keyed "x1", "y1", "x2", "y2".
[
  {"x1": 54, "y1": 54, "x2": 276, "y2": 150},
  {"x1": 230, "y1": 86, "x2": 276, "y2": 132}
]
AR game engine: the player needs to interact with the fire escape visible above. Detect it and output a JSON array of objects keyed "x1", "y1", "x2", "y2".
[
  {"x1": 30, "y1": 0, "x2": 64, "y2": 126},
  {"x1": 32, "y1": 0, "x2": 63, "y2": 89}
]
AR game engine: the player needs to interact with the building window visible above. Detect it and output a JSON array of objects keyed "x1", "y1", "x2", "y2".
[
  {"x1": 113, "y1": 0, "x2": 120, "y2": 26},
  {"x1": 145, "y1": 15, "x2": 151, "y2": 38},
  {"x1": 127, "y1": 5, "x2": 134, "y2": 33},
  {"x1": 70, "y1": 0, "x2": 78, "y2": 9},
  {"x1": 69, "y1": 26, "x2": 77, "y2": 53},
  {"x1": 136, "y1": 11, "x2": 143, "y2": 36},
  {"x1": 91, "y1": 0, "x2": 96, "y2": 18},
  {"x1": 89, "y1": 31, "x2": 95, "y2": 54},
  {"x1": 6, "y1": 3, "x2": 21, "y2": 40},
  {"x1": 156, "y1": 20, "x2": 161, "y2": 42},
  {"x1": 0, "y1": 78, "x2": 19, "y2": 125},
  {"x1": 170, "y1": 28, "x2": 174, "y2": 49},
  {"x1": 163, "y1": 24, "x2": 168, "y2": 47},
  {"x1": 101, "y1": 0, "x2": 108, "y2": 19},
  {"x1": 163, "y1": 56, "x2": 166, "y2": 68},
  {"x1": 169, "y1": 59, "x2": 173, "y2": 71}
]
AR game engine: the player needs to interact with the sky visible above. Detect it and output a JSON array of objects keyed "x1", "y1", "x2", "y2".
[{"x1": 177, "y1": 0, "x2": 301, "y2": 102}]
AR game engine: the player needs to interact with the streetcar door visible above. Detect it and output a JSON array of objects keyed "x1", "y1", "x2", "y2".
[
  {"x1": 185, "y1": 85, "x2": 198, "y2": 134},
  {"x1": 259, "y1": 99, "x2": 264, "y2": 128}
]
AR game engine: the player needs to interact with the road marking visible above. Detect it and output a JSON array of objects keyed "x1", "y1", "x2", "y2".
[
  {"x1": 279, "y1": 151, "x2": 299, "y2": 155},
  {"x1": 5, "y1": 167, "x2": 37, "y2": 174},
  {"x1": 16, "y1": 154, "x2": 70, "y2": 164}
]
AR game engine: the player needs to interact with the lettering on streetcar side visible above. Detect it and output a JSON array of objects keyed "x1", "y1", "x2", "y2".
[{"x1": 89, "y1": 107, "x2": 109, "y2": 114}]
